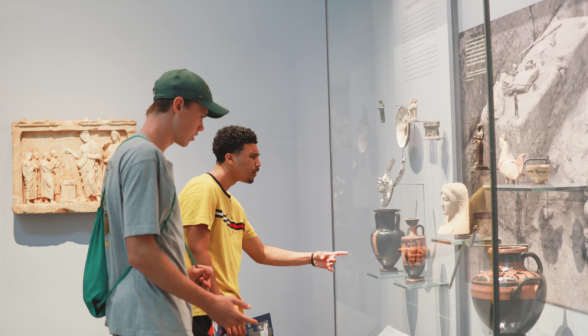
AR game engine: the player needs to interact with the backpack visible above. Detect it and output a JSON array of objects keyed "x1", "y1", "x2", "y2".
[{"x1": 83, "y1": 134, "x2": 197, "y2": 317}]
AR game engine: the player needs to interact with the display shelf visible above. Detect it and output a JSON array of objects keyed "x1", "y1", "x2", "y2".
[
  {"x1": 367, "y1": 269, "x2": 406, "y2": 280},
  {"x1": 431, "y1": 235, "x2": 495, "y2": 246},
  {"x1": 483, "y1": 183, "x2": 587, "y2": 192},
  {"x1": 393, "y1": 278, "x2": 448, "y2": 290}
]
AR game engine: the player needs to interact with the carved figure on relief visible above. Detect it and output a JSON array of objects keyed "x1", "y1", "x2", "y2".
[
  {"x1": 64, "y1": 131, "x2": 102, "y2": 202},
  {"x1": 40, "y1": 151, "x2": 56, "y2": 204},
  {"x1": 51, "y1": 150, "x2": 63, "y2": 203},
  {"x1": 21, "y1": 152, "x2": 39, "y2": 203},
  {"x1": 438, "y1": 183, "x2": 470, "y2": 235},
  {"x1": 498, "y1": 134, "x2": 526, "y2": 184},
  {"x1": 103, "y1": 130, "x2": 121, "y2": 164},
  {"x1": 33, "y1": 151, "x2": 42, "y2": 203}
]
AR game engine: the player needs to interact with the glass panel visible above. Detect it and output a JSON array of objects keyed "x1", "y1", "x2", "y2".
[
  {"x1": 326, "y1": 0, "x2": 495, "y2": 335},
  {"x1": 482, "y1": 0, "x2": 588, "y2": 335}
]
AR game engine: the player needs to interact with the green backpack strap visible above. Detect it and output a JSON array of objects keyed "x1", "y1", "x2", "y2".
[
  {"x1": 127, "y1": 133, "x2": 148, "y2": 142},
  {"x1": 185, "y1": 242, "x2": 197, "y2": 266}
]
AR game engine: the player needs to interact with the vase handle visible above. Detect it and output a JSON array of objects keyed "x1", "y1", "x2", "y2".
[
  {"x1": 524, "y1": 158, "x2": 548, "y2": 176},
  {"x1": 510, "y1": 276, "x2": 546, "y2": 302},
  {"x1": 522, "y1": 251, "x2": 543, "y2": 273},
  {"x1": 416, "y1": 224, "x2": 425, "y2": 236},
  {"x1": 395, "y1": 211, "x2": 401, "y2": 228}
]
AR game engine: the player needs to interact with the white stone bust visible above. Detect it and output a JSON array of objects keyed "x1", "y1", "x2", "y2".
[{"x1": 438, "y1": 183, "x2": 470, "y2": 235}]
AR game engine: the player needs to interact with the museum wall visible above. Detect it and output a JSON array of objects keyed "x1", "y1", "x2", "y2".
[{"x1": 0, "y1": 1, "x2": 333, "y2": 335}]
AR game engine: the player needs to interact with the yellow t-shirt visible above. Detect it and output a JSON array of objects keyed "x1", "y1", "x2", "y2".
[{"x1": 179, "y1": 173, "x2": 257, "y2": 317}]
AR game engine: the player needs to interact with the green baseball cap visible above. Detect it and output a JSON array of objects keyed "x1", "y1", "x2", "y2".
[{"x1": 153, "y1": 69, "x2": 229, "y2": 118}]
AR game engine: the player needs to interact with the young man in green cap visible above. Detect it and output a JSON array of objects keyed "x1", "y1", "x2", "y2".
[
  {"x1": 103, "y1": 70, "x2": 257, "y2": 336},
  {"x1": 179, "y1": 126, "x2": 348, "y2": 336}
]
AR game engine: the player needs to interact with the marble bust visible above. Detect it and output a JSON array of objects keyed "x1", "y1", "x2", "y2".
[{"x1": 438, "y1": 183, "x2": 470, "y2": 235}]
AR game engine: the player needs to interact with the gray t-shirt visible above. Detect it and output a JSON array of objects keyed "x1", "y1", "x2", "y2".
[{"x1": 103, "y1": 133, "x2": 192, "y2": 336}]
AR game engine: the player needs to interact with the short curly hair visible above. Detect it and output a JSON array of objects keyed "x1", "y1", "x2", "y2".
[{"x1": 213, "y1": 126, "x2": 258, "y2": 163}]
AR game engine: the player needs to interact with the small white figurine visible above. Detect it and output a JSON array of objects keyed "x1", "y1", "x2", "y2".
[
  {"x1": 407, "y1": 99, "x2": 418, "y2": 121},
  {"x1": 438, "y1": 183, "x2": 470, "y2": 235},
  {"x1": 498, "y1": 134, "x2": 526, "y2": 184}
]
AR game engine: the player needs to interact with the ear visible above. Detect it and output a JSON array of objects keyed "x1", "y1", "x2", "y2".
[
  {"x1": 225, "y1": 153, "x2": 235, "y2": 166},
  {"x1": 172, "y1": 97, "x2": 185, "y2": 115}
]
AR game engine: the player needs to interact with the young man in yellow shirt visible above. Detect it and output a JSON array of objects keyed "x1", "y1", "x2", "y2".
[{"x1": 179, "y1": 126, "x2": 348, "y2": 336}]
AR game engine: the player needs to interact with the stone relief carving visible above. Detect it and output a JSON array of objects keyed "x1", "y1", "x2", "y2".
[
  {"x1": 12, "y1": 118, "x2": 136, "y2": 214},
  {"x1": 423, "y1": 121, "x2": 440, "y2": 140}
]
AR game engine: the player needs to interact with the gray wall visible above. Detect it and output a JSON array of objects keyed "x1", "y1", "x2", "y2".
[{"x1": 0, "y1": 1, "x2": 334, "y2": 335}]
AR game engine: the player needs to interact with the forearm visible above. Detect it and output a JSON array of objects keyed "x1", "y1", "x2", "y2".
[
  {"x1": 258, "y1": 245, "x2": 312, "y2": 266},
  {"x1": 191, "y1": 247, "x2": 222, "y2": 295},
  {"x1": 66, "y1": 150, "x2": 80, "y2": 159},
  {"x1": 128, "y1": 237, "x2": 216, "y2": 311}
]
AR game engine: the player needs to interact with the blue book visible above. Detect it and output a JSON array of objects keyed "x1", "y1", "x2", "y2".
[
  {"x1": 212, "y1": 313, "x2": 273, "y2": 336},
  {"x1": 246, "y1": 313, "x2": 273, "y2": 336}
]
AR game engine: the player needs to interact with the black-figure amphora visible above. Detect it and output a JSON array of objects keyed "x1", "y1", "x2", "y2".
[{"x1": 371, "y1": 209, "x2": 405, "y2": 272}]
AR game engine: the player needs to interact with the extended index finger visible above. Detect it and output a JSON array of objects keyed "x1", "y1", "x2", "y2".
[{"x1": 330, "y1": 251, "x2": 349, "y2": 256}]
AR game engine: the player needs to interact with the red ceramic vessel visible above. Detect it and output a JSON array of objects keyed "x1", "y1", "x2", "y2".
[
  {"x1": 399, "y1": 218, "x2": 426, "y2": 282},
  {"x1": 471, "y1": 246, "x2": 546, "y2": 336}
]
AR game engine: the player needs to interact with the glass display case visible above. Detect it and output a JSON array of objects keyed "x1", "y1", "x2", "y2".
[{"x1": 326, "y1": 0, "x2": 588, "y2": 335}]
